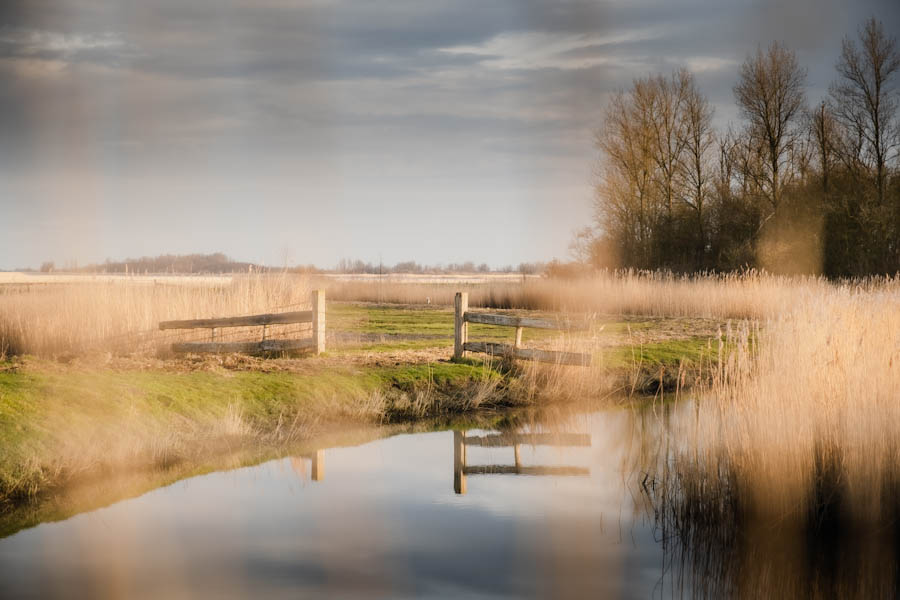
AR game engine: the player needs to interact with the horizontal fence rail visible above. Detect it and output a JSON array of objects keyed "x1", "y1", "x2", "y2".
[
  {"x1": 463, "y1": 311, "x2": 589, "y2": 331},
  {"x1": 160, "y1": 290, "x2": 325, "y2": 355},
  {"x1": 453, "y1": 291, "x2": 591, "y2": 366},
  {"x1": 159, "y1": 311, "x2": 312, "y2": 330},
  {"x1": 171, "y1": 338, "x2": 316, "y2": 354},
  {"x1": 462, "y1": 342, "x2": 591, "y2": 367}
]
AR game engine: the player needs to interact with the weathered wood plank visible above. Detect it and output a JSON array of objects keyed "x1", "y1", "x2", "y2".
[
  {"x1": 171, "y1": 338, "x2": 316, "y2": 354},
  {"x1": 453, "y1": 292, "x2": 468, "y2": 360},
  {"x1": 464, "y1": 311, "x2": 588, "y2": 331},
  {"x1": 160, "y1": 310, "x2": 313, "y2": 330},
  {"x1": 463, "y1": 341, "x2": 591, "y2": 366},
  {"x1": 463, "y1": 433, "x2": 592, "y2": 448},
  {"x1": 312, "y1": 289, "x2": 325, "y2": 354},
  {"x1": 463, "y1": 465, "x2": 589, "y2": 476}
]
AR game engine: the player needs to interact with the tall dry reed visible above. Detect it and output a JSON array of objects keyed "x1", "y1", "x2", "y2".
[
  {"x1": 322, "y1": 270, "x2": 880, "y2": 319},
  {"x1": 651, "y1": 276, "x2": 900, "y2": 533},
  {"x1": 628, "y1": 281, "x2": 900, "y2": 597},
  {"x1": 0, "y1": 274, "x2": 311, "y2": 357}
]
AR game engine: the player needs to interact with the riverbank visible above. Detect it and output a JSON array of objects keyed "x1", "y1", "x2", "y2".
[
  {"x1": 0, "y1": 355, "x2": 514, "y2": 506},
  {"x1": 0, "y1": 301, "x2": 725, "y2": 518},
  {"x1": 0, "y1": 340, "x2": 714, "y2": 511}
]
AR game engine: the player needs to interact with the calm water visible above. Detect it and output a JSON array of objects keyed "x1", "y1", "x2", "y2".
[
  {"x1": 0, "y1": 402, "x2": 682, "y2": 599},
  {"x1": 1, "y1": 401, "x2": 893, "y2": 599}
]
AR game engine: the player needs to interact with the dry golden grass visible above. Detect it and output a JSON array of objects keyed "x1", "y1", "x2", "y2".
[
  {"x1": 321, "y1": 270, "x2": 866, "y2": 319},
  {"x1": 620, "y1": 280, "x2": 900, "y2": 597},
  {"x1": 0, "y1": 274, "x2": 311, "y2": 357},
  {"x1": 2, "y1": 269, "x2": 861, "y2": 360},
  {"x1": 654, "y1": 276, "x2": 900, "y2": 531}
]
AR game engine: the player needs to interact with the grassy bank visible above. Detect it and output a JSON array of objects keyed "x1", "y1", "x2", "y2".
[
  {"x1": 0, "y1": 330, "x2": 716, "y2": 511},
  {"x1": 0, "y1": 357, "x2": 516, "y2": 507}
]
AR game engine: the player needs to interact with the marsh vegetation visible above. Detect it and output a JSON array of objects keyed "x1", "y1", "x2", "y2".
[{"x1": 1, "y1": 269, "x2": 900, "y2": 597}]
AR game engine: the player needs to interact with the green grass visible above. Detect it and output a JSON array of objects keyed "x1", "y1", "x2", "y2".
[
  {"x1": 0, "y1": 360, "x2": 497, "y2": 433},
  {"x1": 328, "y1": 303, "x2": 452, "y2": 335},
  {"x1": 328, "y1": 302, "x2": 560, "y2": 350},
  {"x1": 326, "y1": 302, "x2": 698, "y2": 357},
  {"x1": 603, "y1": 337, "x2": 716, "y2": 369},
  {"x1": 0, "y1": 358, "x2": 504, "y2": 509},
  {"x1": 329, "y1": 302, "x2": 719, "y2": 372}
]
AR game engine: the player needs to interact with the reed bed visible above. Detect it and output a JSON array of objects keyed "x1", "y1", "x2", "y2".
[
  {"x1": 0, "y1": 274, "x2": 311, "y2": 357},
  {"x1": 321, "y1": 270, "x2": 884, "y2": 319},
  {"x1": 641, "y1": 277, "x2": 900, "y2": 597},
  {"x1": 683, "y1": 281, "x2": 900, "y2": 522}
]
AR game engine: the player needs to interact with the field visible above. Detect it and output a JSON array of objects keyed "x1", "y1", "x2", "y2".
[{"x1": 2, "y1": 270, "x2": 900, "y2": 554}]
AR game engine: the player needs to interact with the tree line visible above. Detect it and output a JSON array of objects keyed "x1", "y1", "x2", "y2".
[
  {"x1": 31, "y1": 254, "x2": 547, "y2": 275},
  {"x1": 64, "y1": 253, "x2": 266, "y2": 274},
  {"x1": 578, "y1": 18, "x2": 900, "y2": 276},
  {"x1": 333, "y1": 258, "x2": 546, "y2": 275}
]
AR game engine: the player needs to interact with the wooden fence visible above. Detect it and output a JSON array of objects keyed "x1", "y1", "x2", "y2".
[
  {"x1": 159, "y1": 290, "x2": 326, "y2": 355},
  {"x1": 453, "y1": 430, "x2": 591, "y2": 494},
  {"x1": 453, "y1": 292, "x2": 591, "y2": 366}
]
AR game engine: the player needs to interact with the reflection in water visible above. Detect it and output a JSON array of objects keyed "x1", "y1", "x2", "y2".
[
  {"x1": 1, "y1": 399, "x2": 899, "y2": 598},
  {"x1": 647, "y1": 482, "x2": 900, "y2": 599},
  {"x1": 291, "y1": 450, "x2": 325, "y2": 482},
  {"x1": 453, "y1": 430, "x2": 591, "y2": 494},
  {"x1": 0, "y1": 403, "x2": 656, "y2": 599},
  {"x1": 643, "y1": 401, "x2": 900, "y2": 599}
]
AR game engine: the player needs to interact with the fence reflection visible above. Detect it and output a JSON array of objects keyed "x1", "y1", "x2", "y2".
[
  {"x1": 290, "y1": 450, "x2": 325, "y2": 482},
  {"x1": 453, "y1": 430, "x2": 591, "y2": 494}
]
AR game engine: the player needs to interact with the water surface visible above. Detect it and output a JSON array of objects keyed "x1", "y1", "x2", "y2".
[
  {"x1": 3, "y1": 400, "x2": 892, "y2": 599},
  {"x1": 0, "y1": 402, "x2": 680, "y2": 598}
]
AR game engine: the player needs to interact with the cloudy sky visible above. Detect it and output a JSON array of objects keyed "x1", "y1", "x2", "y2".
[{"x1": 1, "y1": 0, "x2": 897, "y2": 269}]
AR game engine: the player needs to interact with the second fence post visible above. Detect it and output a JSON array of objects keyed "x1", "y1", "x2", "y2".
[
  {"x1": 312, "y1": 289, "x2": 326, "y2": 354},
  {"x1": 453, "y1": 291, "x2": 468, "y2": 360}
]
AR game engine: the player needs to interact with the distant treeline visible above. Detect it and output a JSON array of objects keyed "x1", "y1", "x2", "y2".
[
  {"x1": 53, "y1": 253, "x2": 280, "y2": 274},
  {"x1": 33, "y1": 254, "x2": 547, "y2": 275},
  {"x1": 581, "y1": 18, "x2": 900, "y2": 276},
  {"x1": 333, "y1": 259, "x2": 546, "y2": 275}
]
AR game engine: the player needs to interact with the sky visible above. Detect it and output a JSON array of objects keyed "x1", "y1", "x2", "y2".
[{"x1": 1, "y1": 0, "x2": 898, "y2": 270}]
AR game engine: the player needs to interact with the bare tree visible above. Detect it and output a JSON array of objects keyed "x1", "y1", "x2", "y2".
[
  {"x1": 595, "y1": 86, "x2": 658, "y2": 266},
  {"x1": 734, "y1": 42, "x2": 808, "y2": 214},
  {"x1": 809, "y1": 101, "x2": 838, "y2": 193},
  {"x1": 581, "y1": 21, "x2": 900, "y2": 275},
  {"x1": 647, "y1": 70, "x2": 691, "y2": 221},
  {"x1": 678, "y1": 72, "x2": 716, "y2": 255},
  {"x1": 830, "y1": 17, "x2": 900, "y2": 206}
]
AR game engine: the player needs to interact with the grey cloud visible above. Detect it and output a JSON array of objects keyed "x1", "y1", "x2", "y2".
[
  {"x1": 2, "y1": 0, "x2": 900, "y2": 191},
  {"x1": 0, "y1": 28, "x2": 134, "y2": 66}
]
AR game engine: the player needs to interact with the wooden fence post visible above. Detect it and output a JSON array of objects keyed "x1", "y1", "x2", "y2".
[
  {"x1": 453, "y1": 292, "x2": 468, "y2": 360},
  {"x1": 312, "y1": 289, "x2": 325, "y2": 354}
]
